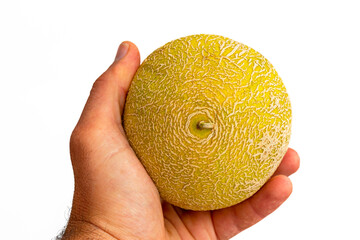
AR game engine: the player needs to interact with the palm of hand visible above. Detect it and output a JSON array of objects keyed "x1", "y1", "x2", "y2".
[{"x1": 64, "y1": 42, "x2": 299, "y2": 240}]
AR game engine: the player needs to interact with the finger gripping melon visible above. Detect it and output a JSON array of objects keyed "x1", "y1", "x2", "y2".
[{"x1": 123, "y1": 34, "x2": 291, "y2": 211}]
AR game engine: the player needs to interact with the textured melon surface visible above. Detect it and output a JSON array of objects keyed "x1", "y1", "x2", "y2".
[{"x1": 123, "y1": 34, "x2": 291, "y2": 211}]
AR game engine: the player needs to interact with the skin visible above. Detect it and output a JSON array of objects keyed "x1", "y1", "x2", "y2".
[{"x1": 63, "y1": 41, "x2": 300, "y2": 240}]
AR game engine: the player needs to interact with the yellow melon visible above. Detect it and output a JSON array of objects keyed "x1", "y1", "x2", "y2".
[{"x1": 123, "y1": 34, "x2": 291, "y2": 211}]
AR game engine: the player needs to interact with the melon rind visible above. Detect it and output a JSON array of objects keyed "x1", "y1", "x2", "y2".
[{"x1": 123, "y1": 34, "x2": 291, "y2": 211}]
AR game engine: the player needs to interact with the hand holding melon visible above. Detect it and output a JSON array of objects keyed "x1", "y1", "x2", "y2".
[{"x1": 63, "y1": 38, "x2": 299, "y2": 240}]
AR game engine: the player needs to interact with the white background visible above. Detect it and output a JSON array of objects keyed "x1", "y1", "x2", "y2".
[{"x1": 1, "y1": 0, "x2": 359, "y2": 239}]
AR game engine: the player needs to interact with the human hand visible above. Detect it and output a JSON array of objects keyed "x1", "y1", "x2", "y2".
[{"x1": 62, "y1": 41, "x2": 300, "y2": 240}]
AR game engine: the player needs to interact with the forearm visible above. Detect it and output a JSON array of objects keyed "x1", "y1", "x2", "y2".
[{"x1": 61, "y1": 220, "x2": 117, "y2": 240}]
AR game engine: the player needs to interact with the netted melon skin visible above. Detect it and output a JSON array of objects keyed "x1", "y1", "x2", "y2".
[{"x1": 123, "y1": 34, "x2": 291, "y2": 211}]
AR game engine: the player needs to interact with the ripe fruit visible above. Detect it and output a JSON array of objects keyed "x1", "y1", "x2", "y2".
[{"x1": 123, "y1": 34, "x2": 291, "y2": 211}]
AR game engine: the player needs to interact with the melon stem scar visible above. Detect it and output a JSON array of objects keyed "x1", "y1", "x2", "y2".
[{"x1": 197, "y1": 121, "x2": 214, "y2": 130}]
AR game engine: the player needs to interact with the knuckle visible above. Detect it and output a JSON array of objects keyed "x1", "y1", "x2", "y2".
[
  {"x1": 89, "y1": 76, "x2": 107, "y2": 100},
  {"x1": 69, "y1": 126, "x2": 99, "y2": 165},
  {"x1": 69, "y1": 126, "x2": 86, "y2": 151},
  {"x1": 70, "y1": 125, "x2": 90, "y2": 146},
  {"x1": 70, "y1": 123, "x2": 105, "y2": 152}
]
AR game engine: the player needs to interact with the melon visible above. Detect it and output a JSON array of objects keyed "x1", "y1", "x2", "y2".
[{"x1": 123, "y1": 34, "x2": 291, "y2": 211}]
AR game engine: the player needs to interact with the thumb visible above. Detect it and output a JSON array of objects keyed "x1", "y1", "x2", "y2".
[{"x1": 77, "y1": 41, "x2": 140, "y2": 130}]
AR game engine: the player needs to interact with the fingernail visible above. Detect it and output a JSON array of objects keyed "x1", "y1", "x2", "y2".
[{"x1": 115, "y1": 42, "x2": 129, "y2": 61}]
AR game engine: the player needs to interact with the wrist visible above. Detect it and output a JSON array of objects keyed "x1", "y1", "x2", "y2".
[{"x1": 61, "y1": 220, "x2": 117, "y2": 240}]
